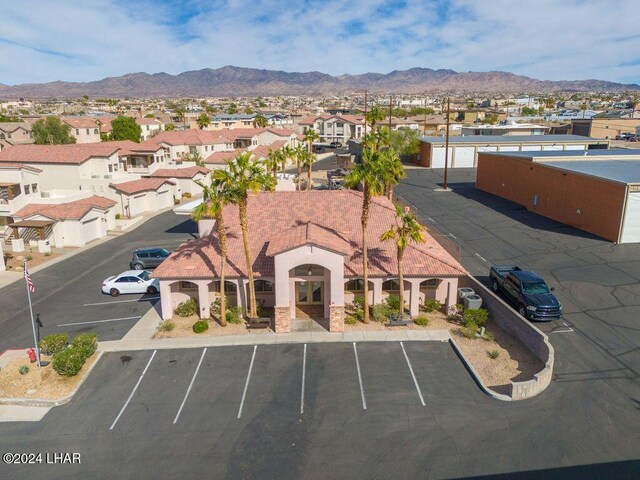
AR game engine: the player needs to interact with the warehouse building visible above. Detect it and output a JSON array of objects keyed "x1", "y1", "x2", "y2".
[
  {"x1": 476, "y1": 149, "x2": 640, "y2": 243},
  {"x1": 415, "y1": 135, "x2": 609, "y2": 168}
]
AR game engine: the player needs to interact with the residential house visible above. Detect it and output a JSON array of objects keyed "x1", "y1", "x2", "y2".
[
  {"x1": 109, "y1": 178, "x2": 176, "y2": 218},
  {"x1": 571, "y1": 118, "x2": 640, "y2": 139},
  {"x1": 150, "y1": 166, "x2": 211, "y2": 197},
  {"x1": 63, "y1": 118, "x2": 101, "y2": 144},
  {"x1": 0, "y1": 163, "x2": 43, "y2": 234},
  {"x1": 152, "y1": 190, "x2": 466, "y2": 332},
  {"x1": 0, "y1": 123, "x2": 34, "y2": 145},
  {"x1": 136, "y1": 117, "x2": 164, "y2": 140},
  {"x1": 298, "y1": 115, "x2": 366, "y2": 144}
]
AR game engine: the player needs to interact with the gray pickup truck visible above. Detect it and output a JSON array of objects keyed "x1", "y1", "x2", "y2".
[{"x1": 489, "y1": 266, "x2": 562, "y2": 321}]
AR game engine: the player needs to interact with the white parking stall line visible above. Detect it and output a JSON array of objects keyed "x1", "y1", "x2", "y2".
[
  {"x1": 448, "y1": 233, "x2": 457, "y2": 239},
  {"x1": 173, "y1": 348, "x2": 207, "y2": 424},
  {"x1": 475, "y1": 252, "x2": 488, "y2": 262},
  {"x1": 400, "y1": 342, "x2": 426, "y2": 406},
  {"x1": 300, "y1": 344, "x2": 307, "y2": 415},
  {"x1": 110, "y1": 350, "x2": 157, "y2": 431},
  {"x1": 84, "y1": 297, "x2": 159, "y2": 307},
  {"x1": 551, "y1": 328, "x2": 574, "y2": 334},
  {"x1": 58, "y1": 316, "x2": 141, "y2": 327},
  {"x1": 237, "y1": 345, "x2": 257, "y2": 419},
  {"x1": 352, "y1": 343, "x2": 367, "y2": 410}
]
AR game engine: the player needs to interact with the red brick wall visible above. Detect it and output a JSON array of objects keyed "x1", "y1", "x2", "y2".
[
  {"x1": 476, "y1": 153, "x2": 626, "y2": 242},
  {"x1": 418, "y1": 141, "x2": 432, "y2": 167}
]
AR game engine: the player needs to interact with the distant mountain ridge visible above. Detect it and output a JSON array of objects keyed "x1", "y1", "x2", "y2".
[{"x1": 0, "y1": 66, "x2": 637, "y2": 98}]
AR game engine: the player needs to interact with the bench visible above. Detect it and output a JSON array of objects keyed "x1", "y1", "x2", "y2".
[
  {"x1": 386, "y1": 313, "x2": 413, "y2": 327},
  {"x1": 247, "y1": 317, "x2": 271, "y2": 329}
]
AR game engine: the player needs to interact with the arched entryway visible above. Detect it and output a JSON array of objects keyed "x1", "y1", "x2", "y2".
[{"x1": 290, "y1": 264, "x2": 329, "y2": 329}]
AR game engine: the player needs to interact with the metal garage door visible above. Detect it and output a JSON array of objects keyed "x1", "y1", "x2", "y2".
[
  {"x1": 522, "y1": 145, "x2": 542, "y2": 151},
  {"x1": 499, "y1": 146, "x2": 519, "y2": 152},
  {"x1": 80, "y1": 217, "x2": 99, "y2": 245},
  {"x1": 431, "y1": 147, "x2": 446, "y2": 168},
  {"x1": 620, "y1": 191, "x2": 640, "y2": 243},
  {"x1": 542, "y1": 145, "x2": 563, "y2": 151},
  {"x1": 478, "y1": 146, "x2": 498, "y2": 153},
  {"x1": 565, "y1": 144, "x2": 586, "y2": 150},
  {"x1": 453, "y1": 147, "x2": 475, "y2": 167},
  {"x1": 157, "y1": 190, "x2": 171, "y2": 209}
]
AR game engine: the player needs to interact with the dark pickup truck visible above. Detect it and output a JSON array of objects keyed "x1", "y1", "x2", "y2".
[{"x1": 489, "y1": 266, "x2": 562, "y2": 321}]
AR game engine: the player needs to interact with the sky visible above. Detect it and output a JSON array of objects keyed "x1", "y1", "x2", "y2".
[{"x1": 1, "y1": 0, "x2": 639, "y2": 86}]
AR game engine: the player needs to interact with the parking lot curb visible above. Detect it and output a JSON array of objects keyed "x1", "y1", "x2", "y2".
[
  {"x1": 449, "y1": 337, "x2": 512, "y2": 402},
  {"x1": 0, "y1": 351, "x2": 104, "y2": 408}
]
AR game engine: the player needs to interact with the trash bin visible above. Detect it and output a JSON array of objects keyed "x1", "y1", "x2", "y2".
[
  {"x1": 464, "y1": 294, "x2": 483, "y2": 310},
  {"x1": 458, "y1": 287, "x2": 475, "y2": 301}
]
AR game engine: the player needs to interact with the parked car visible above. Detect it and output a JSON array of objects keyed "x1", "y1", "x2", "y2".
[
  {"x1": 629, "y1": 136, "x2": 639, "y2": 142},
  {"x1": 489, "y1": 266, "x2": 562, "y2": 321},
  {"x1": 329, "y1": 141, "x2": 342, "y2": 148},
  {"x1": 312, "y1": 145, "x2": 326, "y2": 153},
  {"x1": 102, "y1": 270, "x2": 159, "y2": 297},
  {"x1": 130, "y1": 247, "x2": 171, "y2": 270},
  {"x1": 615, "y1": 133, "x2": 633, "y2": 140}
]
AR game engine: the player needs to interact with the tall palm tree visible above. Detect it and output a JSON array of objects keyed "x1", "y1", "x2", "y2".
[
  {"x1": 214, "y1": 152, "x2": 275, "y2": 318},
  {"x1": 294, "y1": 146, "x2": 306, "y2": 190},
  {"x1": 192, "y1": 178, "x2": 229, "y2": 326},
  {"x1": 303, "y1": 129, "x2": 320, "y2": 190},
  {"x1": 281, "y1": 145, "x2": 293, "y2": 172},
  {"x1": 254, "y1": 114, "x2": 268, "y2": 128},
  {"x1": 265, "y1": 149, "x2": 281, "y2": 184},
  {"x1": 380, "y1": 147, "x2": 406, "y2": 200},
  {"x1": 196, "y1": 113, "x2": 211, "y2": 129},
  {"x1": 380, "y1": 204, "x2": 426, "y2": 316},
  {"x1": 344, "y1": 149, "x2": 386, "y2": 323},
  {"x1": 300, "y1": 149, "x2": 315, "y2": 192}
]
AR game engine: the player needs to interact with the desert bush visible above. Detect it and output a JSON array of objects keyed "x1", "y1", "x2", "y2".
[
  {"x1": 352, "y1": 296, "x2": 365, "y2": 309},
  {"x1": 210, "y1": 296, "x2": 229, "y2": 315},
  {"x1": 72, "y1": 333, "x2": 98, "y2": 357},
  {"x1": 183, "y1": 192, "x2": 192, "y2": 199},
  {"x1": 384, "y1": 294, "x2": 401, "y2": 313},
  {"x1": 26, "y1": 255, "x2": 33, "y2": 261},
  {"x1": 226, "y1": 306, "x2": 245, "y2": 324},
  {"x1": 159, "y1": 320, "x2": 175, "y2": 332},
  {"x1": 422, "y1": 299, "x2": 442, "y2": 313},
  {"x1": 175, "y1": 298, "x2": 198, "y2": 317},
  {"x1": 39, "y1": 333, "x2": 69, "y2": 355},
  {"x1": 462, "y1": 308, "x2": 489, "y2": 327},
  {"x1": 462, "y1": 323, "x2": 479, "y2": 339},
  {"x1": 371, "y1": 303, "x2": 393, "y2": 322},
  {"x1": 19, "y1": 365, "x2": 30, "y2": 375},
  {"x1": 52, "y1": 347, "x2": 87, "y2": 376},
  {"x1": 482, "y1": 330, "x2": 495, "y2": 342},
  {"x1": 345, "y1": 315, "x2": 358, "y2": 325},
  {"x1": 487, "y1": 349, "x2": 500, "y2": 359},
  {"x1": 414, "y1": 314, "x2": 430, "y2": 326},
  {"x1": 192, "y1": 320, "x2": 209, "y2": 333},
  {"x1": 115, "y1": 213, "x2": 121, "y2": 220}
]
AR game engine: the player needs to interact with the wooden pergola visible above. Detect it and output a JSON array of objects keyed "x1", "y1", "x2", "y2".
[
  {"x1": 8, "y1": 220, "x2": 54, "y2": 240},
  {"x1": 0, "y1": 182, "x2": 20, "y2": 202}
]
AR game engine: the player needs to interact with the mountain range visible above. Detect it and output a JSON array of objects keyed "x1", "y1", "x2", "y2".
[{"x1": 0, "y1": 66, "x2": 638, "y2": 98}]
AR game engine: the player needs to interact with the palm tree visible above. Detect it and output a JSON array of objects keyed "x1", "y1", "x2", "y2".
[
  {"x1": 214, "y1": 153, "x2": 275, "y2": 318},
  {"x1": 175, "y1": 106, "x2": 187, "y2": 129},
  {"x1": 265, "y1": 149, "x2": 281, "y2": 184},
  {"x1": 365, "y1": 105, "x2": 386, "y2": 133},
  {"x1": 293, "y1": 146, "x2": 305, "y2": 190},
  {"x1": 192, "y1": 179, "x2": 229, "y2": 326},
  {"x1": 281, "y1": 145, "x2": 293, "y2": 172},
  {"x1": 380, "y1": 205, "x2": 426, "y2": 316},
  {"x1": 196, "y1": 113, "x2": 211, "y2": 129},
  {"x1": 300, "y1": 149, "x2": 315, "y2": 192},
  {"x1": 254, "y1": 114, "x2": 268, "y2": 128},
  {"x1": 380, "y1": 147, "x2": 406, "y2": 200},
  {"x1": 344, "y1": 149, "x2": 386, "y2": 323},
  {"x1": 303, "y1": 129, "x2": 320, "y2": 190}
]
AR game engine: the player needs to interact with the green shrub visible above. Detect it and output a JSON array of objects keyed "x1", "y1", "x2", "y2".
[
  {"x1": 226, "y1": 306, "x2": 245, "y2": 324},
  {"x1": 345, "y1": 315, "x2": 358, "y2": 325},
  {"x1": 423, "y1": 299, "x2": 442, "y2": 313},
  {"x1": 256, "y1": 299, "x2": 269, "y2": 318},
  {"x1": 384, "y1": 294, "x2": 401, "y2": 313},
  {"x1": 159, "y1": 320, "x2": 175, "y2": 332},
  {"x1": 19, "y1": 365, "x2": 30, "y2": 375},
  {"x1": 44, "y1": 252, "x2": 51, "y2": 257},
  {"x1": 210, "y1": 296, "x2": 229, "y2": 315},
  {"x1": 175, "y1": 298, "x2": 199, "y2": 317},
  {"x1": 487, "y1": 349, "x2": 500, "y2": 359},
  {"x1": 39, "y1": 333, "x2": 69, "y2": 355},
  {"x1": 183, "y1": 192, "x2": 192, "y2": 199},
  {"x1": 371, "y1": 303, "x2": 393, "y2": 322},
  {"x1": 52, "y1": 347, "x2": 87, "y2": 376},
  {"x1": 462, "y1": 323, "x2": 479, "y2": 339},
  {"x1": 414, "y1": 314, "x2": 430, "y2": 326},
  {"x1": 26, "y1": 255, "x2": 33, "y2": 261},
  {"x1": 482, "y1": 330, "x2": 495, "y2": 342},
  {"x1": 462, "y1": 308, "x2": 489, "y2": 327},
  {"x1": 72, "y1": 333, "x2": 98, "y2": 357},
  {"x1": 192, "y1": 320, "x2": 209, "y2": 333},
  {"x1": 352, "y1": 296, "x2": 365, "y2": 309},
  {"x1": 115, "y1": 213, "x2": 121, "y2": 220}
]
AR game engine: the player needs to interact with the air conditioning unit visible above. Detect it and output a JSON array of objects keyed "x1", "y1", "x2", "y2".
[{"x1": 40, "y1": 191, "x2": 51, "y2": 198}]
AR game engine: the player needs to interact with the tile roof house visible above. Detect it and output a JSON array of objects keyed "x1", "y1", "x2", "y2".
[
  {"x1": 153, "y1": 190, "x2": 465, "y2": 332},
  {"x1": 151, "y1": 166, "x2": 211, "y2": 196},
  {"x1": 298, "y1": 114, "x2": 366, "y2": 144},
  {"x1": 0, "y1": 122, "x2": 34, "y2": 146},
  {"x1": 109, "y1": 178, "x2": 176, "y2": 217},
  {"x1": 62, "y1": 118, "x2": 101, "y2": 144}
]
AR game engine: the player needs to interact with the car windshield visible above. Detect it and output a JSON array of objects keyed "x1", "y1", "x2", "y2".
[
  {"x1": 138, "y1": 271, "x2": 150, "y2": 281},
  {"x1": 159, "y1": 249, "x2": 170, "y2": 257},
  {"x1": 522, "y1": 281, "x2": 550, "y2": 294}
]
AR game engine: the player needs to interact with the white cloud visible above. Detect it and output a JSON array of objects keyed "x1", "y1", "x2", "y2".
[{"x1": 0, "y1": 0, "x2": 638, "y2": 85}]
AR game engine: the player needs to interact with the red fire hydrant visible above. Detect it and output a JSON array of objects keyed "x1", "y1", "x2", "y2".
[{"x1": 27, "y1": 348, "x2": 37, "y2": 363}]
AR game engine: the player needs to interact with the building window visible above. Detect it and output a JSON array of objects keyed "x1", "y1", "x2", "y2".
[
  {"x1": 86, "y1": 129, "x2": 90, "y2": 134},
  {"x1": 76, "y1": 129, "x2": 80, "y2": 135},
  {"x1": 420, "y1": 279, "x2": 440, "y2": 289},
  {"x1": 32, "y1": 184, "x2": 38, "y2": 193},
  {"x1": 94, "y1": 129, "x2": 99, "y2": 134},
  {"x1": 179, "y1": 281, "x2": 198, "y2": 291},
  {"x1": 294, "y1": 265, "x2": 324, "y2": 276},
  {"x1": 23, "y1": 184, "x2": 30, "y2": 195},
  {"x1": 108, "y1": 164, "x2": 113, "y2": 173},
  {"x1": 213, "y1": 280, "x2": 237, "y2": 293},
  {"x1": 345, "y1": 279, "x2": 365, "y2": 292},
  {"x1": 254, "y1": 279, "x2": 274, "y2": 292},
  {"x1": 382, "y1": 279, "x2": 400, "y2": 292}
]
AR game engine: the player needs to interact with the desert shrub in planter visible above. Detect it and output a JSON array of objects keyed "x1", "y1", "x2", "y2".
[
  {"x1": 192, "y1": 320, "x2": 209, "y2": 333},
  {"x1": 422, "y1": 299, "x2": 442, "y2": 313},
  {"x1": 482, "y1": 330, "x2": 495, "y2": 342},
  {"x1": 72, "y1": 333, "x2": 98, "y2": 357},
  {"x1": 462, "y1": 323, "x2": 479, "y2": 339},
  {"x1": 175, "y1": 298, "x2": 198, "y2": 317},
  {"x1": 115, "y1": 213, "x2": 121, "y2": 220},
  {"x1": 371, "y1": 303, "x2": 393, "y2": 322},
  {"x1": 226, "y1": 306, "x2": 245, "y2": 324},
  {"x1": 19, "y1": 365, "x2": 30, "y2": 375},
  {"x1": 39, "y1": 333, "x2": 69, "y2": 355},
  {"x1": 462, "y1": 308, "x2": 489, "y2": 327},
  {"x1": 414, "y1": 314, "x2": 430, "y2": 326},
  {"x1": 384, "y1": 294, "x2": 401, "y2": 313},
  {"x1": 345, "y1": 315, "x2": 358, "y2": 325},
  {"x1": 487, "y1": 349, "x2": 500, "y2": 359},
  {"x1": 53, "y1": 347, "x2": 87, "y2": 376},
  {"x1": 159, "y1": 320, "x2": 175, "y2": 332}
]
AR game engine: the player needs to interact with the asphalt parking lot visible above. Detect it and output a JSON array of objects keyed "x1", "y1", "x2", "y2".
[{"x1": 0, "y1": 210, "x2": 197, "y2": 351}]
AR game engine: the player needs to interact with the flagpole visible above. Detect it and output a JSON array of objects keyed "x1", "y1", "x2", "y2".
[{"x1": 24, "y1": 259, "x2": 41, "y2": 369}]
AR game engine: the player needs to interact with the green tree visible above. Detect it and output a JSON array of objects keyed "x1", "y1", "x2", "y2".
[
  {"x1": 293, "y1": 146, "x2": 306, "y2": 190},
  {"x1": 254, "y1": 114, "x2": 268, "y2": 128},
  {"x1": 110, "y1": 116, "x2": 142, "y2": 142},
  {"x1": 389, "y1": 128, "x2": 420, "y2": 158},
  {"x1": 365, "y1": 105, "x2": 386, "y2": 132},
  {"x1": 214, "y1": 153, "x2": 275, "y2": 318},
  {"x1": 380, "y1": 204, "x2": 427, "y2": 315},
  {"x1": 182, "y1": 151, "x2": 204, "y2": 167},
  {"x1": 144, "y1": 113, "x2": 155, "y2": 118},
  {"x1": 245, "y1": 107, "x2": 254, "y2": 115},
  {"x1": 303, "y1": 129, "x2": 320, "y2": 190},
  {"x1": 344, "y1": 149, "x2": 387, "y2": 323},
  {"x1": 380, "y1": 147, "x2": 406, "y2": 200},
  {"x1": 227, "y1": 103, "x2": 238, "y2": 114},
  {"x1": 265, "y1": 149, "x2": 282, "y2": 183},
  {"x1": 174, "y1": 106, "x2": 187, "y2": 128},
  {"x1": 32, "y1": 117, "x2": 76, "y2": 145},
  {"x1": 521, "y1": 106, "x2": 537, "y2": 116},
  {"x1": 196, "y1": 113, "x2": 211, "y2": 129},
  {"x1": 165, "y1": 123, "x2": 175, "y2": 131},
  {"x1": 0, "y1": 113, "x2": 21, "y2": 122},
  {"x1": 193, "y1": 178, "x2": 230, "y2": 326}
]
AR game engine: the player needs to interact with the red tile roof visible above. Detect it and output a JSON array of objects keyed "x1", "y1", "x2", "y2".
[
  {"x1": 0, "y1": 163, "x2": 42, "y2": 173},
  {"x1": 266, "y1": 221, "x2": 352, "y2": 256},
  {"x1": 13, "y1": 195, "x2": 116, "y2": 221},
  {"x1": 152, "y1": 191, "x2": 466, "y2": 280},
  {"x1": 204, "y1": 149, "x2": 246, "y2": 165},
  {"x1": 250, "y1": 140, "x2": 287, "y2": 160},
  {"x1": 0, "y1": 144, "x2": 119, "y2": 165},
  {"x1": 62, "y1": 117, "x2": 99, "y2": 129},
  {"x1": 135, "y1": 118, "x2": 163, "y2": 126},
  {"x1": 151, "y1": 130, "x2": 232, "y2": 146},
  {"x1": 109, "y1": 178, "x2": 175, "y2": 195},
  {"x1": 151, "y1": 166, "x2": 210, "y2": 179}
]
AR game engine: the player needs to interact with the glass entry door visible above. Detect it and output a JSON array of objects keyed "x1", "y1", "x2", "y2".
[{"x1": 296, "y1": 281, "x2": 323, "y2": 305}]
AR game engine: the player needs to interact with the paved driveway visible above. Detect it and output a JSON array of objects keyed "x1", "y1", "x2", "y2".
[{"x1": 0, "y1": 211, "x2": 196, "y2": 351}]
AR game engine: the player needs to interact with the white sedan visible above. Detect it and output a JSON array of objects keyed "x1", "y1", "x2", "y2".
[{"x1": 102, "y1": 270, "x2": 159, "y2": 297}]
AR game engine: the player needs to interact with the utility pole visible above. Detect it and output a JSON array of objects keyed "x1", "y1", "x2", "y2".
[
  {"x1": 388, "y1": 94, "x2": 393, "y2": 132},
  {"x1": 443, "y1": 97, "x2": 451, "y2": 190}
]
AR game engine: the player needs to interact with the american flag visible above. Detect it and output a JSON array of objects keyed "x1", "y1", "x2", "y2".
[{"x1": 23, "y1": 262, "x2": 35, "y2": 294}]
